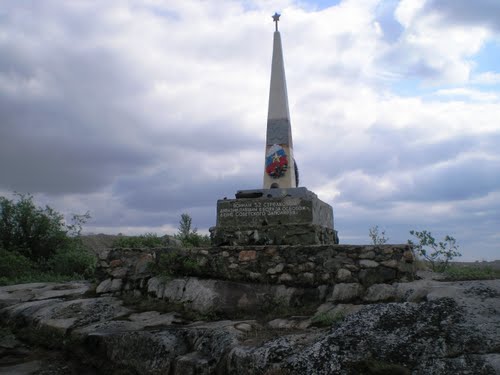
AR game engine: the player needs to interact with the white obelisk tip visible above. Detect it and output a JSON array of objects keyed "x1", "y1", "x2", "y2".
[{"x1": 263, "y1": 14, "x2": 296, "y2": 189}]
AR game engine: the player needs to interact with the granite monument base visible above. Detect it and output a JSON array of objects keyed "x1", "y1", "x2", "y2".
[{"x1": 211, "y1": 187, "x2": 339, "y2": 246}]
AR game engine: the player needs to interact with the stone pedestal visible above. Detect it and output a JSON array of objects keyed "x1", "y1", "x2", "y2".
[{"x1": 210, "y1": 187, "x2": 339, "y2": 246}]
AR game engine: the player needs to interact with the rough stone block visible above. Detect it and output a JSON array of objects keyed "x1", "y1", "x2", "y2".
[
  {"x1": 147, "y1": 277, "x2": 165, "y2": 299},
  {"x1": 336, "y1": 268, "x2": 352, "y2": 282},
  {"x1": 363, "y1": 284, "x2": 397, "y2": 302},
  {"x1": 330, "y1": 283, "x2": 364, "y2": 302},
  {"x1": 238, "y1": 250, "x2": 257, "y2": 262},
  {"x1": 359, "y1": 267, "x2": 397, "y2": 286},
  {"x1": 359, "y1": 260, "x2": 379, "y2": 268},
  {"x1": 96, "y1": 279, "x2": 112, "y2": 294},
  {"x1": 278, "y1": 273, "x2": 293, "y2": 283},
  {"x1": 212, "y1": 187, "x2": 338, "y2": 246},
  {"x1": 217, "y1": 188, "x2": 332, "y2": 228}
]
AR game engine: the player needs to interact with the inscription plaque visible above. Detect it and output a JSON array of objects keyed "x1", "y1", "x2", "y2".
[
  {"x1": 217, "y1": 197, "x2": 311, "y2": 227},
  {"x1": 215, "y1": 189, "x2": 334, "y2": 229},
  {"x1": 213, "y1": 188, "x2": 337, "y2": 245}
]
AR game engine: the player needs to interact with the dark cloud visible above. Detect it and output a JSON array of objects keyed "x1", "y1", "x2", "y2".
[
  {"x1": 299, "y1": 124, "x2": 493, "y2": 182},
  {"x1": 0, "y1": 96, "x2": 155, "y2": 194},
  {"x1": 0, "y1": 3, "x2": 156, "y2": 194},
  {"x1": 424, "y1": 0, "x2": 500, "y2": 31},
  {"x1": 113, "y1": 169, "x2": 258, "y2": 213},
  {"x1": 0, "y1": 1, "x2": 499, "y2": 260},
  {"x1": 407, "y1": 157, "x2": 500, "y2": 201},
  {"x1": 0, "y1": 1, "x2": 262, "y2": 195},
  {"x1": 335, "y1": 155, "x2": 500, "y2": 207}
]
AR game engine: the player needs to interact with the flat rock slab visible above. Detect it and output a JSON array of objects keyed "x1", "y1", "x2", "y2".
[
  {"x1": 0, "y1": 282, "x2": 91, "y2": 308},
  {"x1": 0, "y1": 277, "x2": 499, "y2": 374}
]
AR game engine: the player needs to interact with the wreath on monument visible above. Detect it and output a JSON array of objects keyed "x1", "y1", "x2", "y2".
[{"x1": 265, "y1": 144, "x2": 289, "y2": 178}]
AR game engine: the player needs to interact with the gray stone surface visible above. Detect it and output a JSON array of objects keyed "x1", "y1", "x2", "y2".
[
  {"x1": 146, "y1": 276, "x2": 321, "y2": 315},
  {"x1": 0, "y1": 276, "x2": 499, "y2": 374},
  {"x1": 214, "y1": 187, "x2": 337, "y2": 246},
  {"x1": 336, "y1": 268, "x2": 352, "y2": 282},
  {"x1": 266, "y1": 118, "x2": 291, "y2": 145},
  {"x1": 363, "y1": 283, "x2": 397, "y2": 302},
  {"x1": 216, "y1": 188, "x2": 333, "y2": 229},
  {"x1": 0, "y1": 282, "x2": 90, "y2": 308},
  {"x1": 211, "y1": 223, "x2": 338, "y2": 246},
  {"x1": 96, "y1": 245, "x2": 415, "y2": 292},
  {"x1": 329, "y1": 283, "x2": 365, "y2": 302}
]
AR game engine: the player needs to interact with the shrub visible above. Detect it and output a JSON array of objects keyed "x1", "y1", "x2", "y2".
[
  {"x1": 155, "y1": 249, "x2": 200, "y2": 278},
  {"x1": 369, "y1": 225, "x2": 389, "y2": 245},
  {"x1": 48, "y1": 240, "x2": 97, "y2": 279},
  {"x1": 0, "y1": 194, "x2": 68, "y2": 260},
  {"x1": 408, "y1": 230, "x2": 461, "y2": 272},
  {"x1": 0, "y1": 248, "x2": 33, "y2": 279},
  {"x1": 175, "y1": 213, "x2": 210, "y2": 247},
  {"x1": 0, "y1": 193, "x2": 90, "y2": 261},
  {"x1": 0, "y1": 192, "x2": 95, "y2": 285}
]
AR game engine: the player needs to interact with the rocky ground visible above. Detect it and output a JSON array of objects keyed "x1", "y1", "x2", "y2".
[{"x1": 0, "y1": 272, "x2": 499, "y2": 375}]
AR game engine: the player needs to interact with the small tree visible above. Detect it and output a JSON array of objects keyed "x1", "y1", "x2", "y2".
[
  {"x1": 369, "y1": 225, "x2": 389, "y2": 245},
  {"x1": 0, "y1": 193, "x2": 68, "y2": 260},
  {"x1": 178, "y1": 213, "x2": 193, "y2": 241},
  {"x1": 408, "y1": 230, "x2": 461, "y2": 272},
  {"x1": 67, "y1": 212, "x2": 91, "y2": 237},
  {"x1": 0, "y1": 192, "x2": 96, "y2": 283},
  {"x1": 176, "y1": 213, "x2": 210, "y2": 247}
]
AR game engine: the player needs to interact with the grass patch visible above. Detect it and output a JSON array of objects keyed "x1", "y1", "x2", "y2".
[
  {"x1": 112, "y1": 233, "x2": 165, "y2": 248},
  {"x1": 0, "y1": 270, "x2": 87, "y2": 286},
  {"x1": 311, "y1": 310, "x2": 345, "y2": 327},
  {"x1": 442, "y1": 264, "x2": 500, "y2": 281},
  {"x1": 151, "y1": 249, "x2": 202, "y2": 279},
  {"x1": 0, "y1": 244, "x2": 95, "y2": 286}
]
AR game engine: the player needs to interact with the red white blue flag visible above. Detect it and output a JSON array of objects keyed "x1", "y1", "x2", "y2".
[{"x1": 265, "y1": 144, "x2": 289, "y2": 178}]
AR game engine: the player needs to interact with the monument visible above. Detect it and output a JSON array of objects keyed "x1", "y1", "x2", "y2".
[{"x1": 210, "y1": 13, "x2": 339, "y2": 246}]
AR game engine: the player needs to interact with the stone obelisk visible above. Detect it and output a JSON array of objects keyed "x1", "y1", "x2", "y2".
[
  {"x1": 263, "y1": 13, "x2": 297, "y2": 189},
  {"x1": 211, "y1": 13, "x2": 338, "y2": 246}
]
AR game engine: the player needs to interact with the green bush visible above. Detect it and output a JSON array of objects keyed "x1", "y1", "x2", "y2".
[
  {"x1": 408, "y1": 230, "x2": 461, "y2": 272},
  {"x1": 369, "y1": 225, "x2": 389, "y2": 245},
  {"x1": 112, "y1": 233, "x2": 164, "y2": 248},
  {"x1": 0, "y1": 193, "x2": 90, "y2": 261},
  {"x1": 0, "y1": 194, "x2": 68, "y2": 260},
  {"x1": 155, "y1": 250, "x2": 200, "y2": 278},
  {"x1": 175, "y1": 213, "x2": 210, "y2": 247},
  {"x1": 0, "y1": 248, "x2": 33, "y2": 278},
  {"x1": 48, "y1": 240, "x2": 97, "y2": 279},
  {"x1": 0, "y1": 192, "x2": 95, "y2": 285}
]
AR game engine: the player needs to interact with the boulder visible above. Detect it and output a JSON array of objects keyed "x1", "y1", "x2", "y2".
[{"x1": 0, "y1": 276, "x2": 499, "y2": 374}]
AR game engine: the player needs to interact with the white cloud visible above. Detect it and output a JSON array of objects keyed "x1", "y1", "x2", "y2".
[
  {"x1": 434, "y1": 87, "x2": 498, "y2": 102},
  {"x1": 395, "y1": 0, "x2": 425, "y2": 28},
  {"x1": 471, "y1": 71, "x2": 500, "y2": 85},
  {"x1": 384, "y1": 0, "x2": 491, "y2": 84},
  {"x1": 0, "y1": 0, "x2": 499, "y2": 260}
]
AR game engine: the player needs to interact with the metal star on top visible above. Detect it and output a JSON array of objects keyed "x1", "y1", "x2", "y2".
[{"x1": 272, "y1": 12, "x2": 281, "y2": 31}]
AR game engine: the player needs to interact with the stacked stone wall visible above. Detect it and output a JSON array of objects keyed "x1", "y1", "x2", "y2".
[{"x1": 95, "y1": 244, "x2": 415, "y2": 303}]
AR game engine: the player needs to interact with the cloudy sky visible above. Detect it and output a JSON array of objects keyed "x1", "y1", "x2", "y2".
[{"x1": 1, "y1": 0, "x2": 499, "y2": 260}]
